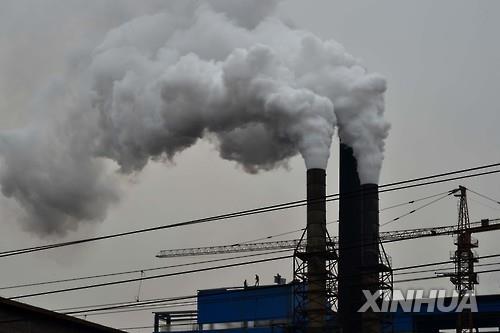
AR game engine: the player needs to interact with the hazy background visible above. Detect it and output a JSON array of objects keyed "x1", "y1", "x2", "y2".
[{"x1": 0, "y1": 1, "x2": 499, "y2": 332}]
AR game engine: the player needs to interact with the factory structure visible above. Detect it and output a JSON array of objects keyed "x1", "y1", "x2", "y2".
[
  {"x1": 0, "y1": 296, "x2": 124, "y2": 333},
  {"x1": 0, "y1": 143, "x2": 498, "y2": 333},
  {"x1": 153, "y1": 144, "x2": 500, "y2": 333}
]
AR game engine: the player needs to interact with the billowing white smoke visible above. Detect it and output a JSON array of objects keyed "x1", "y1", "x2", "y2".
[
  {"x1": 334, "y1": 73, "x2": 390, "y2": 184},
  {"x1": 0, "y1": 1, "x2": 389, "y2": 235}
]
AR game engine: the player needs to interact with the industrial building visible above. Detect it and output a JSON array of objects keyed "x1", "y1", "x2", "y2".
[
  {"x1": 0, "y1": 296, "x2": 124, "y2": 333},
  {"x1": 153, "y1": 286, "x2": 500, "y2": 333},
  {"x1": 154, "y1": 143, "x2": 500, "y2": 333}
]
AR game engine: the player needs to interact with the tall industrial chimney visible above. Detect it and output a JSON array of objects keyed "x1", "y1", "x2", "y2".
[
  {"x1": 306, "y1": 168, "x2": 327, "y2": 333},
  {"x1": 361, "y1": 183, "x2": 381, "y2": 333},
  {"x1": 338, "y1": 144, "x2": 363, "y2": 333},
  {"x1": 338, "y1": 144, "x2": 382, "y2": 333}
]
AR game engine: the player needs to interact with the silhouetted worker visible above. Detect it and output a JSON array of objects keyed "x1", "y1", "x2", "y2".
[
  {"x1": 243, "y1": 279, "x2": 248, "y2": 289},
  {"x1": 255, "y1": 274, "x2": 260, "y2": 286}
]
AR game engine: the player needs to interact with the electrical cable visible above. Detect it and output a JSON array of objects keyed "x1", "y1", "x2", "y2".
[
  {"x1": 9, "y1": 254, "x2": 293, "y2": 300},
  {"x1": 0, "y1": 190, "x2": 452, "y2": 292},
  {"x1": 234, "y1": 220, "x2": 337, "y2": 245},
  {"x1": 63, "y1": 297, "x2": 198, "y2": 315},
  {"x1": 328, "y1": 252, "x2": 500, "y2": 282},
  {"x1": 466, "y1": 187, "x2": 500, "y2": 206},
  {"x1": 0, "y1": 163, "x2": 499, "y2": 259},
  {"x1": 0, "y1": 249, "x2": 291, "y2": 291},
  {"x1": 62, "y1": 284, "x2": 294, "y2": 315},
  {"x1": 393, "y1": 253, "x2": 500, "y2": 272},
  {"x1": 72, "y1": 301, "x2": 196, "y2": 317},
  {"x1": 334, "y1": 216, "x2": 499, "y2": 255},
  {"x1": 237, "y1": 191, "x2": 452, "y2": 244},
  {"x1": 74, "y1": 262, "x2": 500, "y2": 317},
  {"x1": 394, "y1": 260, "x2": 500, "y2": 276},
  {"x1": 56, "y1": 254, "x2": 500, "y2": 318},
  {"x1": 10, "y1": 169, "x2": 500, "y2": 258},
  {"x1": 469, "y1": 197, "x2": 500, "y2": 212},
  {"x1": 380, "y1": 191, "x2": 454, "y2": 227},
  {"x1": 394, "y1": 267, "x2": 500, "y2": 284},
  {"x1": 2, "y1": 168, "x2": 499, "y2": 311},
  {"x1": 378, "y1": 191, "x2": 452, "y2": 212},
  {"x1": 0, "y1": 210, "x2": 484, "y2": 295},
  {"x1": 118, "y1": 325, "x2": 155, "y2": 330},
  {"x1": 55, "y1": 297, "x2": 193, "y2": 313},
  {"x1": 7, "y1": 213, "x2": 500, "y2": 299},
  {"x1": 44, "y1": 252, "x2": 500, "y2": 315}
]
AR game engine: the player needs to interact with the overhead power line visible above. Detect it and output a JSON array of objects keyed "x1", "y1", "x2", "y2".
[
  {"x1": 394, "y1": 267, "x2": 500, "y2": 284},
  {"x1": 393, "y1": 252, "x2": 500, "y2": 272},
  {"x1": 2, "y1": 201, "x2": 486, "y2": 297},
  {"x1": 76, "y1": 261, "x2": 500, "y2": 318},
  {"x1": 6, "y1": 213, "x2": 498, "y2": 301},
  {"x1": 238, "y1": 190, "x2": 451, "y2": 244},
  {"x1": 466, "y1": 186, "x2": 500, "y2": 205},
  {"x1": 56, "y1": 247, "x2": 500, "y2": 315},
  {"x1": 55, "y1": 297, "x2": 192, "y2": 313},
  {"x1": 394, "y1": 259, "x2": 500, "y2": 277},
  {"x1": 1, "y1": 162, "x2": 499, "y2": 259},
  {"x1": 10, "y1": 254, "x2": 293, "y2": 300},
  {"x1": 72, "y1": 301, "x2": 196, "y2": 317},
  {"x1": 118, "y1": 325, "x2": 155, "y2": 331},
  {"x1": 12, "y1": 244, "x2": 500, "y2": 304},
  {"x1": 469, "y1": 197, "x2": 500, "y2": 212},
  {"x1": 83, "y1": 259, "x2": 500, "y2": 317},
  {"x1": 62, "y1": 284, "x2": 294, "y2": 315},
  {"x1": 380, "y1": 191, "x2": 454, "y2": 227},
  {"x1": 0, "y1": 249, "x2": 291, "y2": 291},
  {"x1": 63, "y1": 253, "x2": 500, "y2": 316},
  {"x1": 0, "y1": 195, "x2": 470, "y2": 294}
]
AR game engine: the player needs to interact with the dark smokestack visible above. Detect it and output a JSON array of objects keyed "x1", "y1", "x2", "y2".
[
  {"x1": 306, "y1": 168, "x2": 327, "y2": 332},
  {"x1": 361, "y1": 184, "x2": 380, "y2": 269},
  {"x1": 338, "y1": 144, "x2": 381, "y2": 333},
  {"x1": 361, "y1": 183, "x2": 381, "y2": 333},
  {"x1": 338, "y1": 144, "x2": 363, "y2": 333}
]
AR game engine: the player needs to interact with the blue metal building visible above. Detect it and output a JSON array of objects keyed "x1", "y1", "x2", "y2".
[
  {"x1": 155, "y1": 284, "x2": 300, "y2": 333},
  {"x1": 392, "y1": 293, "x2": 500, "y2": 332},
  {"x1": 154, "y1": 284, "x2": 500, "y2": 333}
]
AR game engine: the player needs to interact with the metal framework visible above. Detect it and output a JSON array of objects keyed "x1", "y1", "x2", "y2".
[
  {"x1": 444, "y1": 187, "x2": 479, "y2": 333},
  {"x1": 156, "y1": 218, "x2": 500, "y2": 258},
  {"x1": 292, "y1": 227, "x2": 338, "y2": 333},
  {"x1": 156, "y1": 240, "x2": 301, "y2": 258},
  {"x1": 292, "y1": 229, "x2": 309, "y2": 333},
  {"x1": 153, "y1": 310, "x2": 198, "y2": 332},
  {"x1": 378, "y1": 241, "x2": 394, "y2": 333},
  {"x1": 291, "y1": 228, "x2": 391, "y2": 333}
]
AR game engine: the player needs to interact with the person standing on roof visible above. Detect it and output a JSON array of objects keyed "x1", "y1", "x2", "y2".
[{"x1": 255, "y1": 274, "x2": 260, "y2": 286}]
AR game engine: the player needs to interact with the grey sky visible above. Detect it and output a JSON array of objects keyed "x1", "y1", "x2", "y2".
[{"x1": 0, "y1": 1, "x2": 499, "y2": 332}]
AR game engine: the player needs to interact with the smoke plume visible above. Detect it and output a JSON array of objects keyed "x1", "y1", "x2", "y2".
[{"x1": 0, "y1": 1, "x2": 388, "y2": 235}]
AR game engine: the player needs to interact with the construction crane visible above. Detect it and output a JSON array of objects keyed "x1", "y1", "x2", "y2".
[
  {"x1": 438, "y1": 186, "x2": 478, "y2": 333},
  {"x1": 156, "y1": 217, "x2": 500, "y2": 258}
]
